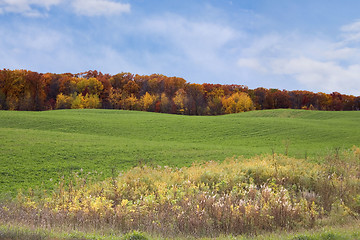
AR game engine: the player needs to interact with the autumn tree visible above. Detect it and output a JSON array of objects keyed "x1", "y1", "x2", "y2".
[
  {"x1": 123, "y1": 94, "x2": 140, "y2": 110},
  {"x1": 97, "y1": 73, "x2": 112, "y2": 109},
  {"x1": 76, "y1": 77, "x2": 104, "y2": 96},
  {"x1": 273, "y1": 90, "x2": 291, "y2": 109},
  {"x1": 317, "y1": 92, "x2": 332, "y2": 110},
  {"x1": 222, "y1": 92, "x2": 254, "y2": 114},
  {"x1": 134, "y1": 74, "x2": 151, "y2": 95},
  {"x1": 110, "y1": 72, "x2": 133, "y2": 89},
  {"x1": 185, "y1": 83, "x2": 206, "y2": 115},
  {"x1": 206, "y1": 87, "x2": 224, "y2": 115},
  {"x1": 1, "y1": 69, "x2": 359, "y2": 114},
  {"x1": 42, "y1": 73, "x2": 59, "y2": 110},
  {"x1": 173, "y1": 89, "x2": 187, "y2": 114},
  {"x1": 263, "y1": 89, "x2": 278, "y2": 109},
  {"x1": 330, "y1": 92, "x2": 343, "y2": 111},
  {"x1": 159, "y1": 93, "x2": 171, "y2": 113},
  {"x1": 0, "y1": 69, "x2": 26, "y2": 110},
  {"x1": 22, "y1": 71, "x2": 47, "y2": 110},
  {"x1": 55, "y1": 93, "x2": 73, "y2": 109},
  {"x1": 147, "y1": 76, "x2": 165, "y2": 95},
  {"x1": 71, "y1": 94, "x2": 85, "y2": 109},
  {"x1": 253, "y1": 88, "x2": 267, "y2": 110},
  {"x1": 83, "y1": 94, "x2": 101, "y2": 109},
  {"x1": 77, "y1": 70, "x2": 100, "y2": 79},
  {"x1": 108, "y1": 89, "x2": 123, "y2": 109},
  {"x1": 354, "y1": 97, "x2": 360, "y2": 110},
  {"x1": 123, "y1": 81, "x2": 140, "y2": 98},
  {"x1": 58, "y1": 74, "x2": 77, "y2": 95},
  {"x1": 164, "y1": 77, "x2": 186, "y2": 97},
  {"x1": 141, "y1": 92, "x2": 157, "y2": 112}
]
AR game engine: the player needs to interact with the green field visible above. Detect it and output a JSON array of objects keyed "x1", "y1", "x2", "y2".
[{"x1": 0, "y1": 109, "x2": 359, "y2": 194}]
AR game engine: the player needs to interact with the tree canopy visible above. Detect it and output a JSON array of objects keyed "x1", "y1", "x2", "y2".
[{"x1": 0, "y1": 69, "x2": 359, "y2": 114}]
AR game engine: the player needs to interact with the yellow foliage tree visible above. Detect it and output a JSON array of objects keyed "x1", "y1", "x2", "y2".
[
  {"x1": 83, "y1": 94, "x2": 101, "y2": 109},
  {"x1": 76, "y1": 77, "x2": 104, "y2": 95},
  {"x1": 172, "y1": 89, "x2": 186, "y2": 114},
  {"x1": 68, "y1": 93, "x2": 102, "y2": 109},
  {"x1": 222, "y1": 92, "x2": 254, "y2": 114},
  {"x1": 108, "y1": 89, "x2": 123, "y2": 109},
  {"x1": 123, "y1": 94, "x2": 140, "y2": 110},
  {"x1": 317, "y1": 92, "x2": 332, "y2": 110},
  {"x1": 71, "y1": 93, "x2": 85, "y2": 109},
  {"x1": 207, "y1": 88, "x2": 225, "y2": 115},
  {"x1": 141, "y1": 92, "x2": 157, "y2": 111},
  {"x1": 160, "y1": 93, "x2": 170, "y2": 113},
  {"x1": 55, "y1": 93, "x2": 73, "y2": 109}
]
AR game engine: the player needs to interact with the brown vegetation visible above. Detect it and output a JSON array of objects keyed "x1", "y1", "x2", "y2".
[{"x1": 1, "y1": 147, "x2": 359, "y2": 237}]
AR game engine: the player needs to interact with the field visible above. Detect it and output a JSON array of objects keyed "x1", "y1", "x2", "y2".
[
  {"x1": 1, "y1": 109, "x2": 360, "y2": 194},
  {"x1": 0, "y1": 109, "x2": 360, "y2": 239}
]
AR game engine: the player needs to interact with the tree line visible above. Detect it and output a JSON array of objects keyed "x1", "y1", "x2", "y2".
[{"x1": 0, "y1": 69, "x2": 359, "y2": 114}]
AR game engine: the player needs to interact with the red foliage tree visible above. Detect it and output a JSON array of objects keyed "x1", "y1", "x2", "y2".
[{"x1": 0, "y1": 69, "x2": 359, "y2": 114}]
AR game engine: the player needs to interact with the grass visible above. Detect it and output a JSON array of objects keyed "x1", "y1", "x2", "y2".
[
  {"x1": 0, "y1": 224, "x2": 150, "y2": 239},
  {"x1": 4, "y1": 150, "x2": 358, "y2": 238},
  {"x1": 1, "y1": 222, "x2": 359, "y2": 239},
  {"x1": 0, "y1": 109, "x2": 359, "y2": 194}
]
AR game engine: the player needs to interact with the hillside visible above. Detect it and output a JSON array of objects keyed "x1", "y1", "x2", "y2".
[{"x1": 0, "y1": 109, "x2": 359, "y2": 194}]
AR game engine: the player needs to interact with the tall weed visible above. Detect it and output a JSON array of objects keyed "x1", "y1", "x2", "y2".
[{"x1": 1, "y1": 147, "x2": 359, "y2": 237}]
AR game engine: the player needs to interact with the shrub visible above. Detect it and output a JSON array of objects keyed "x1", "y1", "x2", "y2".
[
  {"x1": 1, "y1": 148, "x2": 359, "y2": 237},
  {"x1": 122, "y1": 231, "x2": 149, "y2": 240}
]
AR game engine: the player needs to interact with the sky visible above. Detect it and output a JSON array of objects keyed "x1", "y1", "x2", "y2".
[{"x1": 1, "y1": 0, "x2": 360, "y2": 95}]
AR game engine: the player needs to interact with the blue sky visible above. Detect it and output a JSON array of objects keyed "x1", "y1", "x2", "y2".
[{"x1": 1, "y1": 0, "x2": 360, "y2": 95}]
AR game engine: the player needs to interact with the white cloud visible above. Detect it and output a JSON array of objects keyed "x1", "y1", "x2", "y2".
[
  {"x1": 237, "y1": 58, "x2": 266, "y2": 73},
  {"x1": 138, "y1": 14, "x2": 242, "y2": 76},
  {"x1": 339, "y1": 20, "x2": 360, "y2": 43},
  {"x1": 0, "y1": 0, "x2": 130, "y2": 17},
  {"x1": 72, "y1": 0, "x2": 130, "y2": 16},
  {"x1": 4, "y1": 24, "x2": 68, "y2": 51},
  {"x1": 0, "y1": 21, "x2": 139, "y2": 75},
  {"x1": 95, "y1": 14, "x2": 360, "y2": 95},
  {"x1": 323, "y1": 47, "x2": 360, "y2": 60},
  {"x1": 341, "y1": 20, "x2": 360, "y2": 32},
  {"x1": 0, "y1": 23, "x2": 75, "y2": 72},
  {"x1": 0, "y1": 0, "x2": 61, "y2": 16},
  {"x1": 234, "y1": 21, "x2": 360, "y2": 95},
  {"x1": 268, "y1": 57, "x2": 360, "y2": 94}
]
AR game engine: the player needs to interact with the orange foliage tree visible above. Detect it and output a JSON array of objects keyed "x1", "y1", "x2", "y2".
[{"x1": 1, "y1": 69, "x2": 359, "y2": 114}]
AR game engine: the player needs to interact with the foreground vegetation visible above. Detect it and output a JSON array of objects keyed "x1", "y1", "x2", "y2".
[
  {"x1": 1, "y1": 223, "x2": 360, "y2": 239},
  {"x1": 1, "y1": 148, "x2": 359, "y2": 238},
  {"x1": 1, "y1": 109, "x2": 359, "y2": 238},
  {"x1": 1, "y1": 109, "x2": 360, "y2": 194}
]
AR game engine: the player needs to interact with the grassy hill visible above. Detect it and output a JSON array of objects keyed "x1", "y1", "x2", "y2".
[{"x1": 0, "y1": 109, "x2": 359, "y2": 194}]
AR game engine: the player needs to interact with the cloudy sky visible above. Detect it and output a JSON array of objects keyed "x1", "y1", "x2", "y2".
[{"x1": 1, "y1": 0, "x2": 360, "y2": 95}]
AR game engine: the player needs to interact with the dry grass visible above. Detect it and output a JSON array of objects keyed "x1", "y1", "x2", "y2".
[{"x1": 0, "y1": 147, "x2": 359, "y2": 238}]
